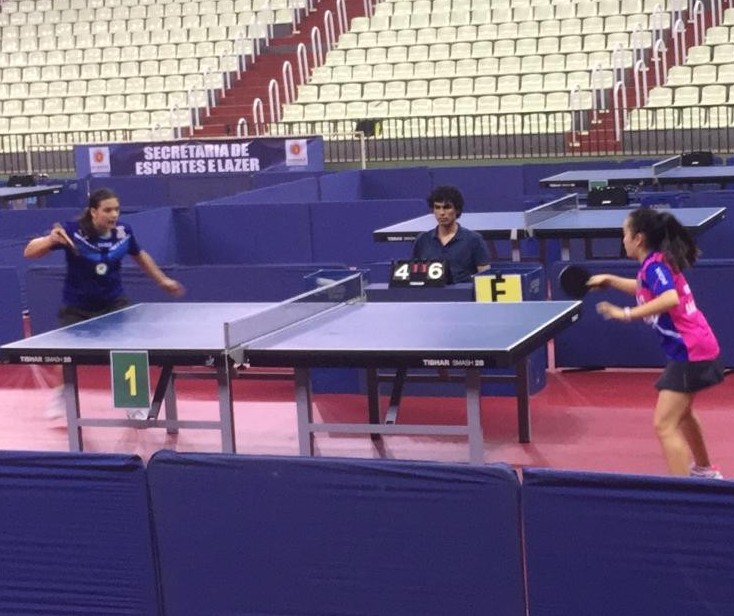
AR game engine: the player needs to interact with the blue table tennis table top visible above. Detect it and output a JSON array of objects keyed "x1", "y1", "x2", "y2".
[
  {"x1": 372, "y1": 207, "x2": 726, "y2": 242},
  {"x1": 1, "y1": 300, "x2": 582, "y2": 369},
  {"x1": 540, "y1": 165, "x2": 734, "y2": 188},
  {"x1": 0, "y1": 184, "x2": 63, "y2": 201}
]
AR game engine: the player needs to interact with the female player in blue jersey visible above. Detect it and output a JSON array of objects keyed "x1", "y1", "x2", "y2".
[
  {"x1": 588, "y1": 207, "x2": 724, "y2": 479},
  {"x1": 24, "y1": 187, "x2": 185, "y2": 418}
]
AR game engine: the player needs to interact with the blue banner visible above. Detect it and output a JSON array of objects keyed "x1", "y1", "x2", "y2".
[{"x1": 74, "y1": 137, "x2": 324, "y2": 178}]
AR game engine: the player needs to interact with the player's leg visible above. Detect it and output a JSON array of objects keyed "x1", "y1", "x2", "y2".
[
  {"x1": 679, "y1": 404, "x2": 711, "y2": 468},
  {"x1": 653, "y1": 389, "x2": 695, "y2": 476}
]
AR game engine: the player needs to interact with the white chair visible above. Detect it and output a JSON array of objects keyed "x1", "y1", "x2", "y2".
[
  {"x1": 456, "y1": 58, "x2": 478, "y2": 76},
  {"x1": 685, "y1": 46, "x2": 711, "y2": 65},
  {"x1": 474, "y1": 75, "x2": 496, "y2": 94},
  {"x1": 521, "y1": 55, "x2": 543, "y2": 73},
  {"x1": 413, "y1": 61, "x2": 435, "y2": 79},
  {"x1": 520, "y1": 73, "x2": 543, "y2": 92},
  {"x1": 666, "y1": 65, "x2": 692, "y2": 86},
  {"x1": 497, "y1": 74, "x2": 520, "y2": 93},
  {"x1": 713, "y1": 43, "x2": 734, "y2": 64},
  {"x1": 647, "y1": 86, "x2": 673, "y2": 107},
  {"x1": 386, "y1": 80, "x2": 409, "y2": 99}
]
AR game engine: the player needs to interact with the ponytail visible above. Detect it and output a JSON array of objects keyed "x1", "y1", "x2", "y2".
[{"x1": 627, "y1": 207, "x2": 699, "y2": 271}]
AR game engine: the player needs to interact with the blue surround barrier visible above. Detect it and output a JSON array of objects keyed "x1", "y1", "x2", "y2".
[
  {"x1": 523, "y1": 467, "x2": 734, "y2": 616},
  {"x1": 0, "y1": 452, "x2": 159, "y2": 616},
  {"x1": 0, "y1": 452, "x2": 731, "y2": 616},
  {"x1": 147, "y1": 451, "x2": 526, "y2": 616},
  {"x1": 0, "y1": 266, "x2": 23, "y2": 344}
]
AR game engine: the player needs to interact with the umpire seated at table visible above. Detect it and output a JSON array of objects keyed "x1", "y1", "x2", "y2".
[{"x1": 411, "y1": 185, "x2": 491, "y2": 283}]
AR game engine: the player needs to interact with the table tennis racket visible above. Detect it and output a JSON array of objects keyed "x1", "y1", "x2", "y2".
[{"x1": 559, "y1": 264, "x2": 592, "y2": 299}]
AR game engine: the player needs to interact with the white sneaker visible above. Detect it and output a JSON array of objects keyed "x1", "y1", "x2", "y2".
[
  {"x1": 690, "y1": 464, "x2": 724, "y2": 479},
  {"x1": 44, "y1": 387, "x2": 66, "y2": 419},
  {"x1": 126, "y1": 409, "x2": 149, "y2": 420}
]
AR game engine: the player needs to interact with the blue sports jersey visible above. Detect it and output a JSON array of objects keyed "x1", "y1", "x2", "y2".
[
  {"x1": 411, "y1": 225, "x2": 490, "y2": 284},
  {"x1": 52, "y1": 221, "x2": 141, "y2": 310}
]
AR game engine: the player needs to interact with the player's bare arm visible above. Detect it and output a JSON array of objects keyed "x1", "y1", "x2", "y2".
[
  {"x1": 597, "y1": 289, "x2": 679, "y2": 321},
  {"x1": 587, "y1": 274, "x2": 637, "y2": 295},
  {"x1": 132, "y1": 251, "x2": 185, "y2": 297}
]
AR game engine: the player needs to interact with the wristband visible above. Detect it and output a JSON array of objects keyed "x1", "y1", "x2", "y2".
[{"x1": 623, "y1": 307, "x2": 631, "y2": 321}]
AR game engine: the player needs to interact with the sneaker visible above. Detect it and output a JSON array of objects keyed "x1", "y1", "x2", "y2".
[
  {"x1": 690, "y1": 464, "x2": 724, "y2": 479},
  {"x1": 44, "y1": 387, "x2": 66, "y2": 420}
]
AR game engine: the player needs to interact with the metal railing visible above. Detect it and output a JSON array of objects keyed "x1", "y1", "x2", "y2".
[{"x1": 1, "y1": 107, "x2": 732, "y2": 174}]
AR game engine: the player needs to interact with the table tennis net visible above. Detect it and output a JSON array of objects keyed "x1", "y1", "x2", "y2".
[
  {"x1": 652, "y1": 155, "x2": 681, "y2": 175},
  {"x1": 524, "y1": 193, "x2": 579, "y2": 228},
  {"x1": 224, "y1": 273, "x2": 364, "y2": 350}
]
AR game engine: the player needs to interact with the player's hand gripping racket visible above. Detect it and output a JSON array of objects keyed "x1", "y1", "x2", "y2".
[
  {"x1": 559, "y1": 264, "x2": 592, "y2": 299},
  {"x1": 52, "y1": 223, "x2": 79, "y2": 255}
]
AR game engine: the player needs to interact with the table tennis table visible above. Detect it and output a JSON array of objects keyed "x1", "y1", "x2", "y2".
[
  {"x1": 539, "y1": 155, "x2": 734, "y2": 189},
  {"x1": 0, "y1": 184, "x2": 63, "y2": 207},
  {"x1": 373, "y1": 194, "x2": 726, "y2": 261},
  {"x1": 0, "y1": 274, "x2": 582, "y2": 464}
]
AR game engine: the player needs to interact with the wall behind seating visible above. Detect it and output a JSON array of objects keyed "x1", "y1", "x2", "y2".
[
  {"x1": 194, "y1": 202, "x2": 313, "y2": 263},
  {"x1": 197, "y1": 177, "x2": 321, "y2": 206},
  {"x1": 148, "y1": 451, "x2": 526, "y2": 616},
  {"x1": 309, "y1": 199, "x2": 427, "y2": 265},
  {"x1": 360, "y1": 167, "x2": 433, "y2": 199},
  {"x1": 89, "y1": 175, "x2": 254, "y2": 209}
]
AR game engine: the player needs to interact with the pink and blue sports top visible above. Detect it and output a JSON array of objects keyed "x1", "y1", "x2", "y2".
[{"x1": 636, "y1": 251, "x2": 719, "y2": 362}]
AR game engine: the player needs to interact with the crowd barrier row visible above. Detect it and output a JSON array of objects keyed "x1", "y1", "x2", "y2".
[{"x1": 0, "y1": 450, "x2": 731, "y2": 616}]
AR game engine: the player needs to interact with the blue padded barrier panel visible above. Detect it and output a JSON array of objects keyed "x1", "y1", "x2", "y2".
[
  {"x1": 199, "y1": 177, "x2": 320, "y2": 205},
  {"x1": 688, "y1": 192, "x2": 734, "y2": 259},
  {"x1": 123, "y1": 207, "x2": 178, "y2": 264},
  {"x1": 251, "y1": 170, "x2": 325, "y2": 190},
  {"x1": 195, "y1": 201, "x2": 313, "y2": 263},
  {"x1": 0, "y1": 238, "x2": 64, "y2": 311},
  {"x1": 148, "y1": 451, "x2": 526, "y2": 616},
  {"x1": 39, "y1": 179, "x2": 86, "y2": 209},
  {"x1": 550, "y1": 259, "x2": 734, "y2": 367},
  {"x1": 522, "y1": 467, "x2": 734, "y2": 616},
  {"x1": 360, "y1": 167, "x2": 433, "y2": 199},
  {"x1": 431, "y1": 166, "x2": 527, "y2": 212},
  {"x1": 0, "y1": 451, "x2": 159, "y2": 616},
  {"x1": 309, "y1": 199, "x2": 426, "y2": 264},
  {"x1": 0, "y1": 208, "x2": 81, "y2": 240},
  {"x1": 25, "y1": 263, "x2": 349, "y2": 334},
  {"x1": 166, "y1": 174, "x2": 252, "y2": 206},
  {"x1": 0, "y1": 266, "x2": 23, "y2": 344},
  {"x1": 89, "y1": 176, "x2": 172, "y2": 209},
  {"x1": 319, "y1": 168, "x2": 362, "y2": 201},
  {"x1": 170, "y1": 206, "x2": 200, "y2": 264}
]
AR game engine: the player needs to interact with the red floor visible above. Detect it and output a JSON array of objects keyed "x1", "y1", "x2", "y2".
[{"x1": 0, "y1": 364, "x2": 731, "y2": 477}]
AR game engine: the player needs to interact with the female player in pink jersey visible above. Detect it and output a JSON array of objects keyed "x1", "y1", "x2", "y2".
[{"x1": 588, "y1": 207, "x2": 724, "y2": 479}]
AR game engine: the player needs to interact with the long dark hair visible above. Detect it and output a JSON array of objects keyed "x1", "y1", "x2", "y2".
[
  {"x1": 627, "y1": 207, "x2": 699, "y2": 271},
  {"x1": 78, "y1": 188, "x2": 117, "y2": 237}
]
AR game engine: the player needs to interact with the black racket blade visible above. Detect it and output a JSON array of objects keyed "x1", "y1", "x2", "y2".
[{"x1": 559, "y1": 265, "x2": 591, "y2": 299}]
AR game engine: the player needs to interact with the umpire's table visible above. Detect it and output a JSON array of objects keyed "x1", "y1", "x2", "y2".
[
  {"x1": 0, "y1": 275, "x2": 581, "y2": 464},
  {"x1": 540, "y1": 155, "x2": 734, "y2": 189},
  {"x1": 373, "y1": 194, "x2": 725, "y2": 261}
]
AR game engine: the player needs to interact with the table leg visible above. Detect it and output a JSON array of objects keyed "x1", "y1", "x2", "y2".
[
  {"x1": 516, "y1": 358, "x2": 531, "y2": 443},
  {"x1": 366, "y1": 368, "x2": 382, "y2": 441},
  {"x1": 216, "y1": 362, "x2": 236, "y2": 453},
  {"x1": 294, "y1": 368, "x2": 314, "y2": 456},
  {"x1": 62, "y1": 364, "x2": 83, "y2": 452},
  {"x1": 466, "y1": 368, "x2": 484, "y2": 465}
]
